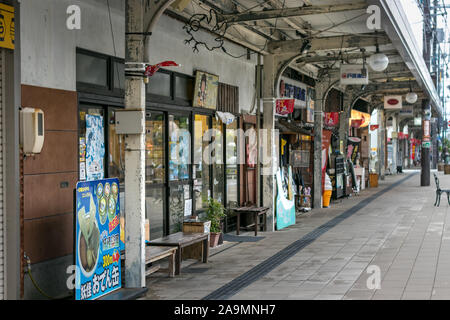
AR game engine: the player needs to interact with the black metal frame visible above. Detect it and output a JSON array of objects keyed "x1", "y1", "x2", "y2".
[
  {"x1": 76, "y1": 48, "x2": 125, "y2": 97},
  {"x1": 76, "y1": 48, "x2": 125, "y2": 184}
]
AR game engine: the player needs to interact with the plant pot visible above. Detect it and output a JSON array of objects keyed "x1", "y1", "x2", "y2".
[{"x1": 209, "y1": 232, "x2": 221, "y2": 248}]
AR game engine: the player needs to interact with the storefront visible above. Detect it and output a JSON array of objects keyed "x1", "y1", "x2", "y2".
[
  {"x1": 145, "y1": 69, "x2": 240, "y2": 239},
  {"x1": 274, "y1": 68, "x2": 315, "y2": 226},
  {"x1": 76, "y1": 48, "x2": 126, "y2": 205}
]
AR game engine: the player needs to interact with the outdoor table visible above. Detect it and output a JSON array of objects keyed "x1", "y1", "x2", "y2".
[
  {"x1": 234, "y1": 206, "x2": 269, "y2": 236},
  {"x1": 147, "y1": 232, "x2": 209, "y2": 275}
]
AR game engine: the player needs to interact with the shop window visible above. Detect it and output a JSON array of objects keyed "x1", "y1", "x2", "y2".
[
  {"x1": 146, "y1": 113, "x2": 165, "y2": 184},
  {"x1": 76, "y1": 48, "x2": 124, "y2": 96},
  {"x1": 76, "y1": 52, "x2": 108, "y2": 88},
  {"x1": 169, "y1": 115, "x2": 190, "y2": 181},
  {"x1": 108, "y1": 110, "x2": 125, "y2": 184},
  {"x1": 79, "y1": 106, "x2": 106, "y2": 181},
  {"x1": 212, "y1": 118, "x2": 224, "y2": 203},
  {"x1": 175, "y1": 75, "x2": 193, "y2": 100},
  {"x1": 146, "y1": 187, "x2": 165, "y2": 240},
  {"x1": 226, "y1": 121, "x2": 238, "y2": 208},
  {"x1": 147, "y1": 71, "x2": 171, "y2": 97},
  {"x1": 113, "y1": 60, "x2": 125, "y2": 91},
  {"x1": 169, "y1": 185, "x2": 186, "y2": 233},
  {"x1": 194, "y1": 115, "x2": 211, "y2": 211}
]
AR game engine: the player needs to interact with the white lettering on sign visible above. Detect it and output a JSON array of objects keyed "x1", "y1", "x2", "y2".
[
  {"x1": 367, "y1": 5, "x2": 381, "y2": 30},
  {"x1": 66, "y1": 5, "x2": 81, "y2": 30}
]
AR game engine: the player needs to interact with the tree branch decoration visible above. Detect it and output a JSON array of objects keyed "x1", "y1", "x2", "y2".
[{"x1": 183, "y1": 9, "x2": 230, "y2": 53}]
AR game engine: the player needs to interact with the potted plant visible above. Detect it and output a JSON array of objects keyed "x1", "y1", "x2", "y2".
[{"x1": 205, "y1": 198, "x2": 226, "y2": 248}]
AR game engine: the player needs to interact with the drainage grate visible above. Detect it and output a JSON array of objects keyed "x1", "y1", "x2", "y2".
[{"x1": 203, "y1": 174, "x2": 416, "y2": 300}]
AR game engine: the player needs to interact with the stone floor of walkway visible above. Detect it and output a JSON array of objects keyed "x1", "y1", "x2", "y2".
[{"x1": 143, "y1": 170, "x2": 450, "y2": 300}]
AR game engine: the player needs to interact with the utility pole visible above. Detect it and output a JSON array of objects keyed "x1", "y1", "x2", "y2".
[
  {"x1": 124, "y1": 0, "x2": 146, "y2": 288},
  {"x1": 421, "y1": 0, "x2": 432, "y2": 186}
]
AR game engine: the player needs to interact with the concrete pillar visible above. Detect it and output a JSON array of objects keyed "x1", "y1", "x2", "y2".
[
  {"x1": 339, "y1": 90, "x2": 353, "y2": 155},
  {"x1": 261, "y1": 54, "x2": 277, "y2": 231},
  {"x1": 391, "y1": 115, "x2": 398, "y2": 174},
  {"x1": 421, "y1": 99, "x2": 431, "y2": 186},
  {"x1": 378, "y1": 109, "x2": 385, "y2": 180},
  {"x1": 313, "y1": 81, "x2": 328, "y2": 209},
  {"x1": 124, "y1": 0, "x2": 146, "y2": 288}
]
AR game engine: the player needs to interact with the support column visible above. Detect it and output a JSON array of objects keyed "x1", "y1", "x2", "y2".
[
  {"x1": 378, "y1": 109, "x2": 386, "y2": 180},
  {"x1": 124, "y1": 0, "x2": 146, "y2": 288},
  {"x1": 391, "y1": 114, "x2": 398, "y2": 174},
  {"x1": 339, "y1": 89, "x2": 353, "y2": 155},
  {"x1": 313, "y1": 81, "x2": 328, "y2": 209},
  {"x1": 261, "y1": 54, "x2": 277, "y2": 231},
  {"x1": 421, "y1": 99, "x2": 431, "y2": 186}
]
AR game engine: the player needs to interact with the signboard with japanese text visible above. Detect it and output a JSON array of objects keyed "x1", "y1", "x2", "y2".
[
  {"x1": 0, "y1": 3, "x2": 14, "y2": 50},
  {"x1": 340, "y1": 64, "x2": 368, "y2": 85},
  {"x1": 75, "y1": 178, "x2": 121, "y2": 300},
  {"x1": 279, "y1": 77, "x2": 308, "y2": 109}
]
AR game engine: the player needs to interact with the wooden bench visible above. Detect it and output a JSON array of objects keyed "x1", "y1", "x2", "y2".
[
  {"x1": 147, "y1": 232, "x2": 209, "y2": 275},
  {"x1": 145, "y1": 246, "x2": 177, "y2": 277},
  {"x1": 234, "y1": 206, "x2": 269, "y2": 236},
  {"x1": 121, "y1": 246, "x2": 177, "y2": 279}
]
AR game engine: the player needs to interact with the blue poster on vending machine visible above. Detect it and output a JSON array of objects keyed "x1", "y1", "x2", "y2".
[{"x1": 75, "y1": 178, "x2": 121, "y2": 300}]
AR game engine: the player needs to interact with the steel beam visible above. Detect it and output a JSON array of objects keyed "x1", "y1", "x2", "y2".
[
  {"x1": 268, "y1": 33, "x2": 391, "y2": 54},
  {"x1": 219, "y1": 2, "x2": 367, "y2": 24}
]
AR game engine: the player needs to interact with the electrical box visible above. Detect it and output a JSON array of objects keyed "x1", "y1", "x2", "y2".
[
  {"x1": 20, "y1": 107, "x2": 45, "y2": 154},
  {"x1": 115, "y1": 110, "x2": 145, "y2": 134}
]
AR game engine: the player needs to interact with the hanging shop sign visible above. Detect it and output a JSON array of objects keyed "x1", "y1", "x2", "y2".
[
  {"x1": 0, "y1": 3, "x2": 14, "y2": 50},
  {"x1": 399, "y1": 105, "x2": 413, "y2": 116},
  {"x1": 275, "y1": 98, "x2": 295, "y2": 116},
  {"x1": 347, "y1": 137, "x2": 361, "y2": 164},
  {"x1": 324, "y1": 112, "x2": 340, "y2": 127},
  {"x1": 75, "y1": 178, "x2": 122, "y2": 300},
  {"x1": 384, "y1": 95, "x2": 403, "y2": 110},
  {"x1": 340, "y1": 64, "x2": 369, "y2": 85},
  {"x1": 279, "y1": 77, "x2": 308, "y2": 109},
  {"x1": 349, "y1": 110, "x2": 371, "y2": 128},
  {"x1": 370, "y1": 124, "x2": 379, "y2": 131},
  {"x1": 423, "y1": 120, "x2": 430, "y2": 142},
  {"x1": 193, "y1": 71, "x2": 219, "y2": 110}
]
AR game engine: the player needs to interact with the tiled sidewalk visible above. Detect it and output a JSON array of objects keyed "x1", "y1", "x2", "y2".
[{"x1": 143, "y1": 171, "x2": 450, "y2": 300}]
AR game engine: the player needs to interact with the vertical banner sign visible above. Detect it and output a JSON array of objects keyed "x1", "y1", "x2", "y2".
[
  {"x1": 86, "y1": 114, "x2": 105, "y2": 181},
  {"x1": 75, "y1": 178, "x2": 121, "y2": 300},
  {"x1": 423, "y1": 120, "x2": 430, "y2": 145},
  {"x1": 0, "y1": 3, "x2": 14, "y2": 50},
  {"x1": 321, "y1": 130, "x2": 332, "y2": 192}
]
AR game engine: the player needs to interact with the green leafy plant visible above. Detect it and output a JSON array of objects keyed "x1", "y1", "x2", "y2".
[{"x1": 205, "y1": 198, "x2": 226, "y2": 233}]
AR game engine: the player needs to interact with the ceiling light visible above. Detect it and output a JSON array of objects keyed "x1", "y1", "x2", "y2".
[
  {"x1": 406, "y1": 92, "x2": 418, "y2": 104},
  {"x1": 368, "y1": 52, "x2": 389, "y2": 72}
]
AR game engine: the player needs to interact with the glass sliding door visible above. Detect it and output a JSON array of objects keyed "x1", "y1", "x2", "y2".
[
  {"x1": 168, "y1": 113, "x2": 191, "y2": 232},
  {"x1": 226, "y1": 121, "x2": 239, "y2": 208},
  {"x1": 194, "y1": 114, "x2": 211, "y2": 211},
  {"x1": 212, "y1": 117, "x2": 224, "y2": 204},
  {"x1": 145, "y1": 112, "x2": 165, "y2": 239}
]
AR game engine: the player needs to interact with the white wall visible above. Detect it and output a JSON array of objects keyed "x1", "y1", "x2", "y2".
[
  {"x1": 20, "y1": 0, "x2": 125, "y2": 91},
  {"x1": 20, "y1": 0, "x2": 257, "y2": 112},
  {"x1": 147, "y1": 14, "x2": 257, "y2": 113}
]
